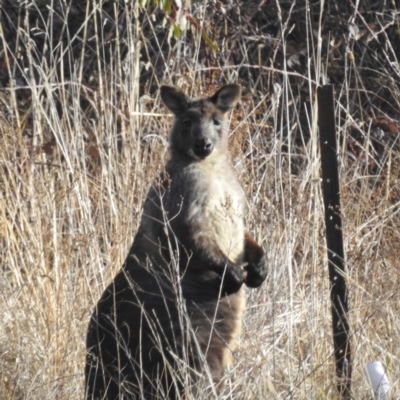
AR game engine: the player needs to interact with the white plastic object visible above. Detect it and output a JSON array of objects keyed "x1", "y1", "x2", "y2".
[{"x1": 365, "y1": 361, "x2": 392, "y2": 400}]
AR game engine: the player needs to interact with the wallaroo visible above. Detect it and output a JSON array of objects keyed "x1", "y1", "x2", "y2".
[{"x1": 85, "y1": 84, "x2": 268, "y2": 399}]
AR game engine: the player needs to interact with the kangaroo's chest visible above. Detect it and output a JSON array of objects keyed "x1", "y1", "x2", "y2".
[
  {"x1": 203, "y1": 169, "x2": 246, "y2": 263},
  {"x1": 183, "y1": 165, "x2": 245, "y2": 262}
]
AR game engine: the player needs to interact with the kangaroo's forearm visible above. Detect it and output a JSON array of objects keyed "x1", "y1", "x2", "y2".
[
  {"x1": 244, "y1": 232, "x2": 264, "y2": 263},
  {"x1": 184, "y1": 226, "x2": 246, "y2": 294},
  {"x1": 243, "y1": 232, "x2": 267, "y2": 288}
]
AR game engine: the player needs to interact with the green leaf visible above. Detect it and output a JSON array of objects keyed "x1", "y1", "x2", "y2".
[
  {"x1": 201, "y1": 29, "x2": 219, "y2": 51},
  {"x1": 163, "y1": 0, "x2": 172, "y2": 13},
  {"x1": 172, "y1": 22, "x2": 182, "y2": 39}
]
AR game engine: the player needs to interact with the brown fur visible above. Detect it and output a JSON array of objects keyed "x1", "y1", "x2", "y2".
[{"x1": 85, "y1": 85, "x2": 267, "y2": 399}]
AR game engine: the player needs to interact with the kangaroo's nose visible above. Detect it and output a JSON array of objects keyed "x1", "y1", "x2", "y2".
[{"x1": 193, "y1": 137, "x2": 213, "y2": 158}]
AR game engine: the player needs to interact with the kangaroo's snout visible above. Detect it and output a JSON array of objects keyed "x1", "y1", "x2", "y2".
[{"x1": 193, "y1": 137, "x2": 214, "y2": 158}]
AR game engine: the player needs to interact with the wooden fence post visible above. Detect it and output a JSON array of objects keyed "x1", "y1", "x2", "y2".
[{"x1": 318, "y1": 85, "x2": 352, "y2": 398}]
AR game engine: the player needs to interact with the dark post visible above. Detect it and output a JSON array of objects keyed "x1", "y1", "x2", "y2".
[{"x1": 318, "y1": 85, "x2": 352, "y2": 398}]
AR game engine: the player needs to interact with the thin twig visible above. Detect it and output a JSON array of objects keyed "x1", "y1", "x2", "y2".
[{"x1": 195, "y1": 64, "x2": 318, "y2": 85}]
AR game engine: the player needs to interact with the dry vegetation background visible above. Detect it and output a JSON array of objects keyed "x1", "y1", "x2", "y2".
[{"x1": 1, "y1": 0, "x2": 400, "y2": 398}]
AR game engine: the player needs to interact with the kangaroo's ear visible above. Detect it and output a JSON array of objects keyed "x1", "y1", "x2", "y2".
[
  {"x1": 160, "y1": 86, "x2": 188, "y2": 115},
  {"x1": 210, "y1": 84, "x2": 241, "y2": 113}
]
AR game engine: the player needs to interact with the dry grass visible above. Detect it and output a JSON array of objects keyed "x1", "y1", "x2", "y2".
[{"x1": 1, "y1": 1, "x2": 400, "y2": 399}]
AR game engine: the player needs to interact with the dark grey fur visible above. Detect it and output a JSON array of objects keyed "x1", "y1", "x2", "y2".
[{"x1": 85, "y1": 85, "x2": 267, "y2": 399}]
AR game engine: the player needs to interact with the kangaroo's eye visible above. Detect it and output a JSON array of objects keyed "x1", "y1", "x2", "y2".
[
  {"x1": 213, "y1": 119, "x2": 221, "y2": 127},
  {"x1": 182, "y1": 119, "x2": 192, "y2": 128}
]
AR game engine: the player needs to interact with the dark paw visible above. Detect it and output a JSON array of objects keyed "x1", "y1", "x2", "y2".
[
  {"x1": 244, "y1": 257, "x2": 267, "y2": 288},
  {"x1": 221, "y1": 264, "x2": 246, "y2": 295}
]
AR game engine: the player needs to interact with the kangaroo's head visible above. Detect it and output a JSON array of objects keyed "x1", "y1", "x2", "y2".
[{"x1": 160, "y1": 84, "x2": 241, "y2": 160}]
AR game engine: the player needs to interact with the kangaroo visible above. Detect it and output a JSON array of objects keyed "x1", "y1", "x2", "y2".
[{"x1": 85, "y1": 84, "x2": 267, "y2": 399}]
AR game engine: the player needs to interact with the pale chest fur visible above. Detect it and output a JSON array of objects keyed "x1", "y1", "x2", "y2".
[{"x1": 185, "y1": 160, "x2": 246, "y2": 264}]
